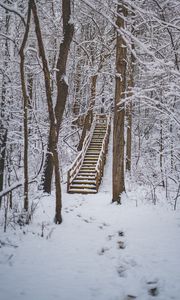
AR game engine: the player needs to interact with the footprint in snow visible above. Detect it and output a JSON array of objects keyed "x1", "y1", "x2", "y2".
[
  {"x1": 117, "y1": 265, "x2": 127, "y2": 277},
  {"x1": 118, "y1": 230, "x2": 125, "y2": 237},
  {"x1": 83, "y1": 219, "x2": 92, "y2": 223},
  {"x1": 125, "y1": 295, "x2": 137, "y2": 300},
  {"x1": 107, "y1": 234, "x2": 115, "y2": 240},
  {"x1": 117, "y1": 240, "x2": 126, "y2": 249},
  {"x1": 146, "y1": 280, "x2": 159, "y2": 297},
  {"x1": 98, "y1": 222, "x2": 110, "y2": 230},
  {"x1": 98, "y1": 247, "x2": 109, "y2": 255},
  {"x1": 102, "y1": 222, "x2": 110, "y2": 227}
]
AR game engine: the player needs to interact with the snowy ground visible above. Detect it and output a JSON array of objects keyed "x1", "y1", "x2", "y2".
[{"x1": 0, "y1": 141, "x2": 180, "y2": 300}]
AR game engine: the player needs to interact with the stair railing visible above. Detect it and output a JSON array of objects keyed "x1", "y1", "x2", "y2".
[
  {"x1": 67, "y1": 116, "x2": 96, "y2": 192},
  {"x1": 95, "y1": 114, "x2": 111, "y2": 191}
]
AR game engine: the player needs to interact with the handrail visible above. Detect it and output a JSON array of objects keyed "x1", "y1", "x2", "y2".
[
  {"x1": 95, "y1": 114, "x2": 111, "y2": 191},
  {"x1": 67, "y1": 115, "x2": 96, "y2": 192}
]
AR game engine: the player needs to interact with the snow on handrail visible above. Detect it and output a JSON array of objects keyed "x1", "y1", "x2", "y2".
[{"x1": 95, "y1": 115, "x2": 111, "y2": 191}]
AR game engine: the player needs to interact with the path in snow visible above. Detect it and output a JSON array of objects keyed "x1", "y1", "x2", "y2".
[{"x1": 0, "y1": 141, "x2": 180, "y2": 300}]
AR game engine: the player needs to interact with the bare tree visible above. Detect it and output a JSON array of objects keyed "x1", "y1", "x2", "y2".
[
  {"x1": 112, "y1": 2, "x2": 127, "y2": 203},
  {"x1": 43, "y1": 0, "x2": 74, "y2": 195},
  {"x1": 19, "y1": 1, "x2": 32, "y2": 212}
]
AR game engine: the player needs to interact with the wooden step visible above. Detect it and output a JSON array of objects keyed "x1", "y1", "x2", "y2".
[
  {"x1": 82, "y1": 164, "x2": 96, "y2": 168},
  {"x1": 81, "y1": 165, "x2": 96, "y2": 168},
  {"x1": 84, "y1": 155, "x2": 97, "y2": 161},
  {"x1": 92, "y1": 138, "x2": 104, "y2": 140},
  {"x1": 88, "y1": 148, "x2": 101, "y2": 151},
  {"x1": 70, "y1": 183, "x2": 96, "y2": 189},
  {"x1": 80, "y1": 169, "x2": 96, "y2": 173},
  {"x1": 76, "y1": 175, "x2": 96, "y2": 180},
  {"x1": 68, "y1": 188, "x2": 97, "y2": 194},
  {"x1": 83, "y1": 159, "x2": 97, "y2": 162},
  {"x1": 89, "y1": 147, "x2": 102, "y2": 149},
  {"x1": 91, "y1": 139, "x2": 103, "y2": 143},
  {"x1": 83, "y1": 161, "x2": 97, "y2": 164},
  {"x1": 86, "y1": 152, "x2": 99, "y2": 156},
  {"x1": 94, "y1": 128, "x2": 106, "y2": 131},
  {"x1": 84, "y1": 152, "x2": 99, "y2": 159},
  {"x1": 73, "y1": 179, "x2": 96, "y2": 184}
]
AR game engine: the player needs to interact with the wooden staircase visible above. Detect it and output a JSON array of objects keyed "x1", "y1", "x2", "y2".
[{"x1": 67, "y1": 114, "x2": 111, "y2": 194}]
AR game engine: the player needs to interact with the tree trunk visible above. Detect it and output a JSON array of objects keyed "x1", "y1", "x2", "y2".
[
  {"x1": 42, "y1": 0, "x2": 74, "y2": 193},
  {"x1": 0, "y1": 9, "x2": 10, "y2": 207},
  {"x1": 72, "y1": 50, "x2": 82, "y2": 116},
  {"x1": 126, "y1": 100, "x2": 132, "y2": 172},
  {"x1": 126, "y1": 50, "x2": 134, "y2": 172},
  {"x1": 0, "y1": 127, "x2": 7, "y2": 207},
  {"x1": 77, "y1": 74, "x2": 97, "y2": 151},
  {"x1": 19, "y1": 1, "x2": 32, "y2": 211},
  {"x1": 31, "y1": 0, "x2": 69, "y2": 223},
  {"x1": 112, "y1": 2, "x2": 127, "y2": 203}
]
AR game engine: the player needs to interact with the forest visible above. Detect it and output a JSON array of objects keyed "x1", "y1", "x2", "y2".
[{"x1": 0, "y1": 1, "x2": 180, "y2": 300}]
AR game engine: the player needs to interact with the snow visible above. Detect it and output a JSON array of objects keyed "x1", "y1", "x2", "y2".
[
  {"x1": 62, "y1": 74, "x2": 69, "y2": 86},
  {"x1": 0, "y1": 139, "x2": 180, "y2": 300}
]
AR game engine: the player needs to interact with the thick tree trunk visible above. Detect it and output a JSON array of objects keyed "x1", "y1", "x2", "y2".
[
  {"x1": 42, "y1": 0, "x2": 74, "y2": 193},
  {"x1": 112, "y1": 3, "x2": 127, "y2": 203}
]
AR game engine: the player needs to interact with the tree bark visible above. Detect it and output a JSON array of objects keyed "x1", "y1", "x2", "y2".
[
  {"x1": 42, "y1": 0, "x2": 74, "y2": 193},
  {"x1": 126, "y1": 100, "x2": 132, "y2": 172},
  {"x1": 77, "y1": 74, "x2": 97, "y2": 151},
  {"x1": 19, "y1": 1, "x2": 32, "y2": 211},
  {"x1": 112, "y1": 2, "x2": 127, "y2": 203},
  {"x1": 0, "y1": 127, "x2": 7, "y2": 206},
  {"x1": 126, "y1": 49, "x2": 134, "y2": 172},
  {"x1": 0, "y1": 8, "x2": 10, "y2": 207},
  {"x1": 31, "y1": 0, "x2": 65, "y2": 224}
]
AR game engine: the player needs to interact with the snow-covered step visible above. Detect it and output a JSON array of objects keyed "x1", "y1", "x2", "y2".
[
  {"x1": 82, "y1": 162, "x2": 96, "y2": 166},
  {"x1": 78, "y1": 171, "x2": 96, "y2": 175},
  {"x1": 80, "y1": 169, "x2": 96, "y2": 172},
  {"x1": 85, "y1": 151, "x2": 99, "y2": 158},
  {"x1": 85, "y1": 152, "x2": 99, "y2": 158},
  {"x1": 73, "y1": 179, "x2": 96, "y2": 184},
  {"x1": 83, "y1": 161, "x2": 98, "y2": 164},
  {"x1": 71, "y1": 183, "x2": 96, "y2": 188},
  {"x1": 84, "y1": 155, "x2": 97, "y2": 161},
  {"x1": 76, "y1": 175, "x2": 96, "y2": 180},
  {"x1": 68, "y1": 188, "x2": 97, "y2": 194},
  {"x1": 81, "y1": 165, "x2": 96, "y2": 168},
  {"x1": 85, "y1": 153, "x2": 99, "y2": 156}
]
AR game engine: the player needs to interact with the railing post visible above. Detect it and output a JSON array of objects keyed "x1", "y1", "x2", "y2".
[{"x1": 67, "y1": 170, "x2": 70, "y2": 193}]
